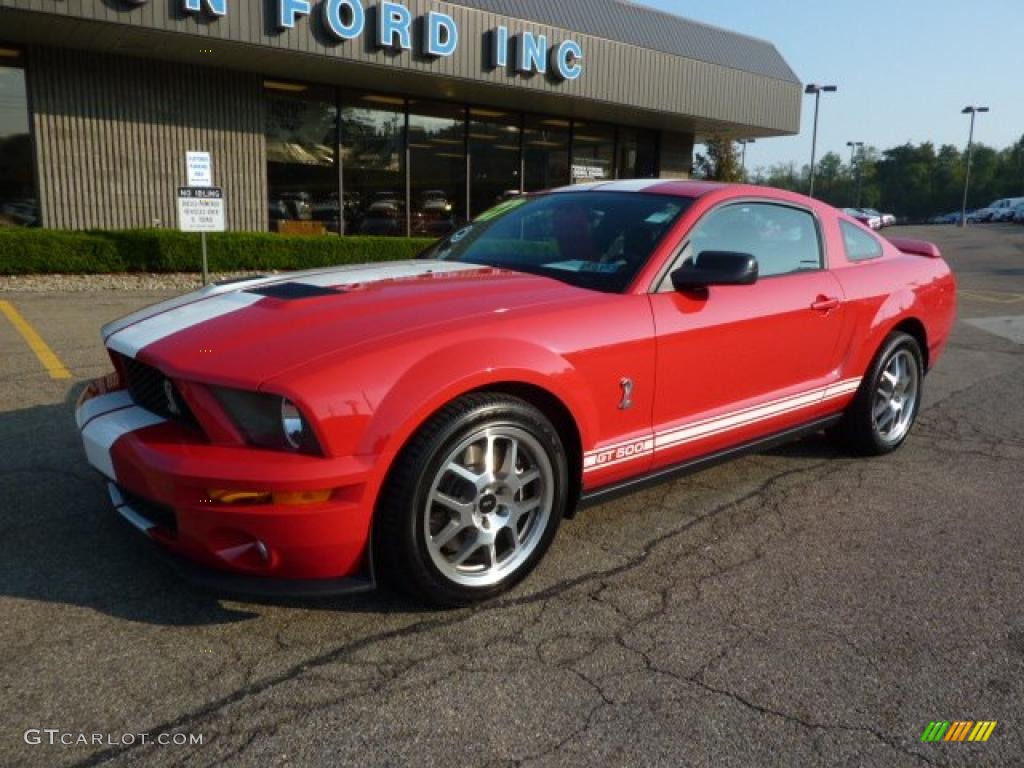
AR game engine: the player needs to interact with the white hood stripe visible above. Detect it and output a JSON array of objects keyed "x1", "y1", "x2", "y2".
[
  {"x1": 101, "y1": 274, "x2": 279, "y2": 341},
  {"x1": 106, "y1": 291, "x2": 264, "y2": 359},
  {"x1": 282, "y1": 260, "x2": 480, "y2": 289},
  {"x1": 103, "y1": 261, "x2": 479, "y2": 359}
]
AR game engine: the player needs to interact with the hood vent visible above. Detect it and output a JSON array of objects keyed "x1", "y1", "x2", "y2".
[{"x1": 247, "y1": 282, "x2": 343, "y2": 300}]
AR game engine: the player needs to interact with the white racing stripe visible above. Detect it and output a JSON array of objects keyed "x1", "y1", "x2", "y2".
[
  {"x1": 584, "y1": 378, "x2": 862, "y2": 473},
  {"x1": 101, "y1": 274, "x2": 283, "y2": 341},
  {"x1": 106, "y1": 291, "x2": 264, "y2": 359},
  {"x1": 81, "y1": 406, "x2": 166, "y2": 480},
  {"x1": 101, "y1": 262, "x2": 440, "y2": 341},
  {"x1": 288, "y1": 260, "x2": 481, "y2": 289},
  {"x1": 550, "y1": 179, "x2": 671, "y2": 194},
  {"x1": 595, "y1": 179, "x2": 675, "y2": 192},
  {"x1": 75, "y1": 390, "x2": 133, "y2": 430},
  {"x1": 102, "y1": 261, "x2": 480, "y2": 359}
]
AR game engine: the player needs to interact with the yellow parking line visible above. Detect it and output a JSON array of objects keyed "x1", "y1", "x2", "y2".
[
  {"x1": 0, "y1": 299, "x2": 72, "y2": 380},
  {"x1": 958, "y1": 289, "x2": 1024, "y2": 304}
]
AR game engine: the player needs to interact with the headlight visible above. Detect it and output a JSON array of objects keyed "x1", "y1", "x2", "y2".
[
  {"x1": 212, "y1": 388, "x2": 322, "y2": 455},
  {"x1": 281, "y1": 398, "x2": 308, "y2": 450}
]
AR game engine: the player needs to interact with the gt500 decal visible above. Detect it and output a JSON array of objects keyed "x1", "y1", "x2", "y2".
[
  {"x1": 583, "y1": 438, "x2": 655, "y2": 470},
  {"x1": 583, "y1": 378, "x2": 863, "y2": 474}
]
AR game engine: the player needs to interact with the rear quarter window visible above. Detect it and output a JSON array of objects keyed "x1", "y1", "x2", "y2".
[{"x1": 840, "y1": 220, "x2": 884, "y2": 262}]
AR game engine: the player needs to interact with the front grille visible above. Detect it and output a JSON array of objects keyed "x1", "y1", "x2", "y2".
[
  {"x1": 121, "y1": 487, "x2": 178, "y2": 533},
  {"x1": 118, "y1": 354, "x2": 197, "y2": 426}
]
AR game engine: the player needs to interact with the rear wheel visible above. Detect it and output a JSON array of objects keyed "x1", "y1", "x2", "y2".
[
  {"x1": 375, "y1": 394, "x2": 568, "y2": 606},
  {"x1": 837, "y1": 332, "x2": 924, "y2": 455}
]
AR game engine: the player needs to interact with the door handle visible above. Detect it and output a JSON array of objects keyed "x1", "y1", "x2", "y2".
[{"x1": 811, "y1": 296, "x2": 841, "y2": 313}]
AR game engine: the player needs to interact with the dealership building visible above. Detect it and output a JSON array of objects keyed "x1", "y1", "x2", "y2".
[{"x1": 0, "y1": 0, "x2": 801, "y2": 236}]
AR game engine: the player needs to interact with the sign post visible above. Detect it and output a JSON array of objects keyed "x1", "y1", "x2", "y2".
[
  {"x1": 177, "y1": 186, "x2": 225, "y2": 285},
  {"x1": 180, "y1": 151, "x2": 223, "y2": 285}
]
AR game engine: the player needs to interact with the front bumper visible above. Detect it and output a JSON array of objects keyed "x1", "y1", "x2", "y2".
[
  {"x1": 107, "y1": 483, "x2": 376, "y2": 597},
  {"x1": 77, "y1": 382, "x2": 380, "y2": 592}
]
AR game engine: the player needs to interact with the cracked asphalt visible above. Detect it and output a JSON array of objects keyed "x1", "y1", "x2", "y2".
[{"x1": 2, "y1": 225, "x2": 1023, "y2": 767}]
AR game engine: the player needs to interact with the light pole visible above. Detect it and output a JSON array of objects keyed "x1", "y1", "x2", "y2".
[
  {"x1": 805, "y1": 83, "x2": 838, "y2": 198},
  {"x1": 960, "y1": 106, "x2": 990, "y2": 227},
  {"x1": 846, "y1": 140, "x2": 864, "y2": 207},
  {"x1": 738, "y1": 139, "x2": 756, "y2": 177}
]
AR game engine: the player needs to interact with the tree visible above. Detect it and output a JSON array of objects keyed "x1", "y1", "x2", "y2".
[
  {"x1": 694, "y1": 137, "x2": 743, "y2": 182},
  {"x1": 811, "y1": 152, "x2": 847, "y2": 207}
]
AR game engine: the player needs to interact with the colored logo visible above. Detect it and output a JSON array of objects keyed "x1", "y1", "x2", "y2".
[{"x1": 921, "y1": 721, "x2": 997, "y2": 743}]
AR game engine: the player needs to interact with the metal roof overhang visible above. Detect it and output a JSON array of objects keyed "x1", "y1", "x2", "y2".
[{"x1": 0, "y1": 5, "x2": 801, "y2": 139}]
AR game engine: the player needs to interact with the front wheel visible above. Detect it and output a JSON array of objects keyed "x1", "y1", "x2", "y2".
[
  {"x1": 836, "y1": 331, "x2": 924, "y2": 455},
  {"x1": 375, "y1": 394, "x2": 568, "y2": 607}
]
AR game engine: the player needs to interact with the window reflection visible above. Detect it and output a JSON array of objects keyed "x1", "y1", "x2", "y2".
[
  {"x1": 341, "y1": 93, "x2": 406, "y2": 237},
  {"x1": 469, "y1": 108, "x2": 521, "y2": 218},
  {"x1": 408, "y1": 102, "x2": 465, "y2": 238},
  {"x1": 265, "y1": 81, "x2": 339, "y2": 235},
  {"x1": 571, "y1": 122, "x2": 615, "y2": 184},
  {"x1": 523, "y1": 117, "x2": 570, "y2": 192},
  {"x1": 0, "y1": 52, "x2": 38, "y2": 228},
  {"x1": 260, "y1": 80, "x2": 666, "y2": 237},
  {"x1": 617, "y1": 127, "x2": 659, "y2": 179}
]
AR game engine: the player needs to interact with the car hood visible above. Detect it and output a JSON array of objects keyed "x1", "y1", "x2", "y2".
[{"x1": 102, "y1": 260, "x2": 588, "y2": 387}]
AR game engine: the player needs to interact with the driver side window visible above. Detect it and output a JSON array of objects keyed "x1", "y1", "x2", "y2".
[{"x1": 666, "y1": 202, "x2": 823, "y2": 286}]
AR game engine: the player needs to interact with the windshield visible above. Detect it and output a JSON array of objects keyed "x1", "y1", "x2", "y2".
[{"x1": 421, "y1": 192, "x2": 691, "y2": 293}]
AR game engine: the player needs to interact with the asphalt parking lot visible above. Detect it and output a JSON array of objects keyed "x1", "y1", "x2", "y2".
[{"x1": 1, "y1": 225, "x2": 1023, "y2": 767}]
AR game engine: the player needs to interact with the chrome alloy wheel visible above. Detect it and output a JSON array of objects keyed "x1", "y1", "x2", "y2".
[
  {"x1": 872, "y1": 349, "x2": 919, "y2": 444},
  {"x1": 424, "y1": 426, "x2": 554, "y2": 588}
]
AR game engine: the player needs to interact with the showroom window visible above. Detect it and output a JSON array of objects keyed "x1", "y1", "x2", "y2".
[
  {"x1": 571, "y1": 122, "x2": 615, "y2": 184},
  {"x1": 340, "y1": 93, "x2": 406, "y2": 236},
  {"x1": 265, "y1": 81, "x2": 339, "y2": 235},
  {"x1": 408, "y1": 101, "x2": 466, "y2": 238},
  {"x1": 523, "y1": 116, "x2": 570, "y2": 191},
  {"x1": 0, "y1": 48, "x2": 38, "y2": 228},
  {"x1": 261, "y1": 81, "x2": 667, "y2": 235},
  {"x1": 468, "y1": 108, "x2": 521, "y2": 219},
  {"x1": 617, "y1": 127, "x2": 659, "y2": 179}
]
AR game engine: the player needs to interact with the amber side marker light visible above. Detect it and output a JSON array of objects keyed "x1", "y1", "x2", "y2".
[{"x1": 209, "y1": 489, "x2": 332, "y2": 506}]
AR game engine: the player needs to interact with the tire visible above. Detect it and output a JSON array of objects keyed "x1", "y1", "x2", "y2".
[
  {"x1": 836, "y1": 331, "x2": 924, "y2": 456},
  {"x1": 375, "y1": 393, "x2": 569, "y2": 607}
]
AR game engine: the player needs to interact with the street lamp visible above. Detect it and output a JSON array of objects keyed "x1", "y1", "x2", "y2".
[
  {"x1": 738, "y1": 139, "x2": 756, "y2": 176},
  {"x1": 805, "y1": 83, "x2": 838, "y2": 198},
  {"x1": 960, "y1": 106, "x2": 990, "y2": 227},
  {"x1": 847, "y1": 140, "x2": 864, "y2": 207}
]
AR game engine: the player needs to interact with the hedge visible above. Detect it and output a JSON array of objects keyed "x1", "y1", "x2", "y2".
[{"x1": 0, "y1": 228, "x2": 437, "y2": 275}]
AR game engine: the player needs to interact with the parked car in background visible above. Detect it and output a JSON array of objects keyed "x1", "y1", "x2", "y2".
[
  {"x1": 843, "y1": 208, "x2": 882, "y2": 230},
  {"x1": 993, "y1": 199, "x2": 1024, "y2": 222},
  {"x1": 1012, "y1": 202, "x2": 1024, "y2": 223},
  {"x1": 75, "y1": 181, "x2": 957, "y2": 605},
  {"x1": 860, "y1": 208, "x2": 891, "y2": 228},
  {"x1": 975, "y1": 198, "x2": 1024, "y2": 222}
]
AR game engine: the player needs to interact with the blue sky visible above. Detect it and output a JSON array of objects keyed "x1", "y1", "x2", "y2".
[{"x1": 637, "y1": 0, "x2": 1024, "y2": 172}]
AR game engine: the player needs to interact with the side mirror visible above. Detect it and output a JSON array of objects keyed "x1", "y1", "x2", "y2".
[{"x1": 671, "y1": 251, "x2": 759, "y2": 291}]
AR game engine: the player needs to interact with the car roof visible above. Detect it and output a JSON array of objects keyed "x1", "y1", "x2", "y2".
[
  {"x1": 547, "y1": 180, "x2": 832, "y2": 212},
  {"x1": 548, "y1": 179, "x2": 757, "y2": 199}
]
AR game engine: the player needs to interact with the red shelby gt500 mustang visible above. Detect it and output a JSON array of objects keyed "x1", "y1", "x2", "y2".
[{"x1": 77, "y1": 181, "x2": 956, "y2": 605}]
